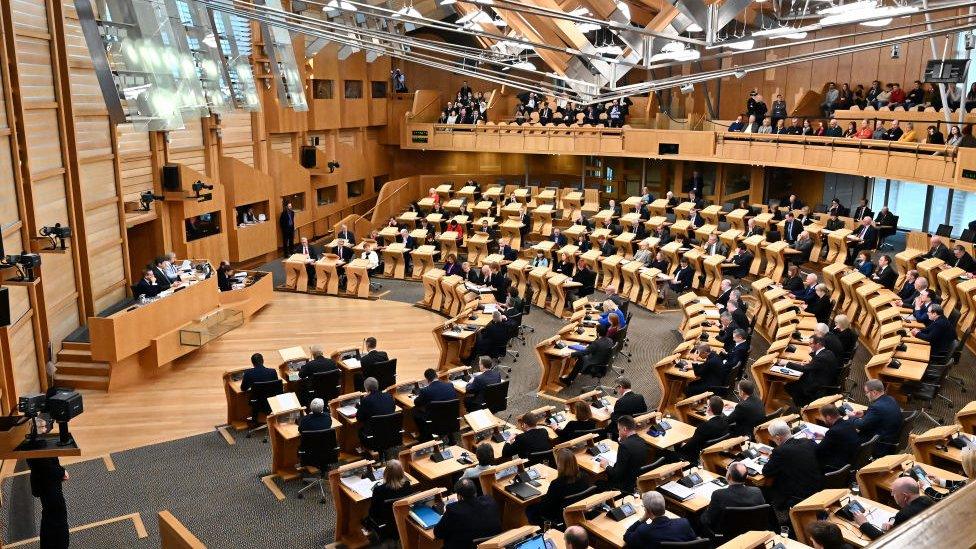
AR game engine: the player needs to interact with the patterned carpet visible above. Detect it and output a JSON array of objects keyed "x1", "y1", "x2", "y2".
[{"x1": 2, "y1": 270, "x2": 973, "y2": 548}]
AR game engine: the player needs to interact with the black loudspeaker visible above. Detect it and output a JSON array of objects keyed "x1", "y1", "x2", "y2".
[
  {"x1": 300, "y1": 146, "x2": 317, "y2": 168},
  {"x1": 0, "y1": 287, "x2": 9, "y2": 328},
  {"x1": 658, "y1": 143, "x2": 679, "y2": 155},
  {"x1": 162, "y1": 164, "x2": 181, "y2": 192}
]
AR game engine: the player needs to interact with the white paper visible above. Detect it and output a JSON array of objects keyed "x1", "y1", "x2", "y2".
[
  {"x1": 598, "y1": 450, "x2": 617, "y2": 467},
  {"x1": 775, "y1": 366, "x2": 803, "y2": 377},
  {"x1": 794, "y1": 422, "x2": 828, "y2": 441},
  {"x1": 452, "y1": 379, "x2": 467, "y2": 392},
  {"x1": 740, "y1": 457, "x2": 766, "y2": 474},
  {"x1": 338, "y1": 404, "x2": 358, "y2": 417},
  {"x1": 344, "y1": 358, "x2": 361, "y2": 368},
  {"x1": 866, "y1": 507, "x2": 895, "y2": 530},
  {"x1": 692, "y1": 480, "x2": 725, "y2": 500},
  {"x1": 660, "y1": 480, "x2": 695, "y2": 500},
  {"x1": 340, "y1": 475, "x2": 377, "y2": 498},
  {"x1": 483, "y1": 304, "x2": 498, "y2": 313}
]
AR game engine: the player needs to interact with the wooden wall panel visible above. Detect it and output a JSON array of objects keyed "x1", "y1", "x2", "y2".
[
  {"x1": 167, "y1": 118, "x2": 207, "y2": 174},
  {"x1": 219, "y1": 111, "x2": 255, "y2": 167},
  {"x1": 117, "y1": 124, "x2": 154, "y2": 202},
  {"x1": 9, "y1": 316, "x2": 40, "y2": 396}
]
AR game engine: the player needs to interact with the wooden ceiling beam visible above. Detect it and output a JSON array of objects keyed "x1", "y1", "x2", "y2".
[{"x1": 493, "y1": 7, "x2": 571, "y2": 74}]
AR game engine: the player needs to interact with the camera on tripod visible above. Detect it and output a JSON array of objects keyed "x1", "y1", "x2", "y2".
[
  {"x1": 3, "y1": 252, "x2": 42, "y2": 282},
  {"x1": 39, "y1": 223, "x2": 72, "y2": 250},
  {"x1": 18, "y1": 390, "x2": 84, "y2": 448}
]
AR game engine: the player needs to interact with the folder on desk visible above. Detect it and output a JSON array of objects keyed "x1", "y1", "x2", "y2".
[
  {"x1": 568, "y1": 344, "x2": 587, "y2": 352},
  {"x1": 344, "y1": 358, "x2": 361, "y2": 368},
  {"x1": 268, "y1": 393, "x2": 301, "y2": 415},
  {"x1": 659, "y1": 480, "x2": 695, "y2": 501},
  {"x1": 775, "y1": 366, "x2": 803, "y2": 377},
  {"x1": 409, "y1": 504, "x2": 443, "y2": 529},
  {"x1": 505, "y1": 481, "x2": 542, "y2": 500},
  {"x1": 465, "y1": 409, "x2": 497, "y2": 432}
]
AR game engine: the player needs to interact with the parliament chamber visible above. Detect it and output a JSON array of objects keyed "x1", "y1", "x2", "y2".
[{"x1": 2, "y1": 0, "x2": 976, "y2": 548}]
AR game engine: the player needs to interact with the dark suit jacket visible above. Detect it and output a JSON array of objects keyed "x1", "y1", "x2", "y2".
[
  {"x1": 915, "y1": 316, "x2": 954, "y2": 356},
  {"x1": 954, "y1": 252, "x2": 976, "y2": 272},
  {"x1": 724, "y1": 342, "x2": 750, "y2": 372},
  {"x1": 687, "y1": 354, "x2": 731, "y2": 395},
  {"x1": 475, "y1": 321, "x2": 510, "y2": 358},
  {"x1": 816, "y1": 418, "x2": 860, "y2": 471},
  {"x1": 573, "y1": 268, "x2": 597, "y2": 295},
  {"x1": 414, "y1": 380, "x2": 456, "y2": 408},
  {"x1": 299, "y1": 356, "x2": 340, "y2": 379},
  {"x1": 852, "y1": 225, "x2": 878, "y2": 249},
  {"x1": 299, "y1": 411, "x2": 332, "y2": 432},
  {"x1": 462, "y1": 269, "x2": 482, "y2": 284},
  {"x1": 851, "y1": 394, "x2": 903, "y2": 454},
  {"x1": 925, "y1": 244, "x2": 953, "y2": 263},
  {"x1": 874, "y1": 265, "x2": 897, "y2": 289},
  {"x1": 360, "y1": 350, "x2": 390, "y2": 369},
  {"x1": 133, "y1": 277, "x2": 164, "y2": 299},
  {"x1": 853, "y1": 206, "x2": 873, "y2": 221},
  {"x1": 531, "y1": 475, "x2": 590, "y2": 522},
  {"x1": 607, "y1": 433, "x2": 650, "y2": 492},
  {"x1": 598, "y1": 241, "x2": 616, "y2": 257},
  {"x1": 671, "y1": 267, "x2": 693, "y2": 292},
  {"x1": 682, "y1": 415, "x2": 730, "y2": 460},
  {"x1": 558, "y1": 419, "x2": 597, "y2": 441},
  {"x1": 501, "y1": 427, "x2": 552, "y2": 459},
  {"x1": 369, "y1": 481, "x2": 415, "y2": 527},
  {"x1": 730, "y1": 252, "x2": 753, "y2": 279},
  {"x1": 728, "y1": 395, "x2": 765, "y2": 438},
  {"x1": 466, "y1": 367, "x2": 502, "y2": 406},
  {"x1": 151, "y1": 266, "x2": 174, "y2": 288},
  {"x1": 551, "y1": 233, "x2": 568, "y2": 246},
  {"x1": 337, "y1": 230, "x2": 356, "y2": 244},
  {"x1": 702, "y1": 483, "x2": 766, "y2": 532},
  {"x1": 241, "y1": 365, "x2": 278, "y2": 393},
  {"x1": 357, "y1": 391, "x2": 395, "y2": 429},
  {"x1": 788, "y1": 348, "x2": 839, "y2": 398},
  {"x1": 783, "y1": 220, "x2": 802, "y2": 243},
  {"x1": 859, "y1": 496, "x2": 934, "y2": 539},
  {"x1": 297, "y1": 243, "x2": 321, "y2": 259},
  {"x1": 822, "y1": 332, "x2": 845, "y2": 361},
  {"x1": 833, "y1": 328, "x2": 857, "y2": 360},
  {"x1": 807, "y1": 294, "x2": 833, "y2": 323},
  {"x1": 763, "y1": 438, "x2": 822, "y2": 508},
  {"x1": 623, "y1": 516, "x2": 697, "y2": 549},
  {"x1": 571, "y1": 336, "x2": 614, "y2": 369},
  {"x1": 783, "y1": 275, "x2": 805, "y2": 294},
  {"x1": 434, "y1": 496, "x2": 503, "y2": 549}
]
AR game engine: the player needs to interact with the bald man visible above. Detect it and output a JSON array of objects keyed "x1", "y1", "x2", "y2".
[
  {"x1": 701, "y1": 461, "x2": 766, "y2": 535},
  {"x1": 854, "y1": 476, "x2": 934, "y2": 539}
]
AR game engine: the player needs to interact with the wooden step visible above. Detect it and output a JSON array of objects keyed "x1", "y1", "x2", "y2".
[
  {"x1": 54, "y1": 373, "x2": 109, "y2": 391},
  {"x1": 56, "y1": 348, "x2": 95, "y2": 364},
  {"x1": 56, "y1": 362, "x2": 109, "y2": 377},
  {"x1": 61, "y1": 341, "x2": 91, "y2": 352}
]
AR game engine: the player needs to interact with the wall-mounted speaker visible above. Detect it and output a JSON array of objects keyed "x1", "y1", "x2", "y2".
[
  {"x1": 300, "y1": 146, "x2": 317, "y2": 168},
  {"x1": 162, "y1": 164, "x2": 181, "y2": 192},
  {"x1": 0, "y1": 287, "x2": 9, "y2": 328}
]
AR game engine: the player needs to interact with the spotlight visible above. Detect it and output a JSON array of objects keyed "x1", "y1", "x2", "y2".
[
  {"x1": 192, "y1": 180, "x2": 214, "y2": 195},
  {"x1": 39, "y1": 223, "x2": 72, "y2": 250},
  {"x1": 139, "y1": 190, "x2": 165, "y2": 211},
  {"x1": 4, "y1": 252, "x2": 41, "y2": 281},
  {"x1": 680, "y1": 83, "x2": 694, "y2": 94},
  {"x1": 327, "y1": 161, "x2": 340, "y2": 173}
]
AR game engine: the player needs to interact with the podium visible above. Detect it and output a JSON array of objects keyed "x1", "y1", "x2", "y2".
[
  {"x1": 825, "y1": 228, "x2": 852, "y2": 264},
  {"x1": 638, "y1": 267, "x2": 664, "y2": 312},
  {"x1": 420, "y1": 269, "x2": 445, "y2": 310},
  {"x1": 507, "y1": 259, "x2": 531, "y2": 297},
  {"x1": 314, "y1": 255, "x2": 343, "y2": 295},
  {"x1": 467, "y1": 232, "x2": 491, "y2": 266},
  {"x1": 535, "y1": 336, "x2": 575, "y2": 393},
  {"x1": 382, "y1": 243, "x2": 408, "y2": 279},
  {"x1": 283, "y1": 253, "x2": 310, "y2": 291},
  {"x1": 532, "y1": 204, "x2": 554, "y2": 237},
  {"x1": 620, "y1": 260, "x2": 641, "y2": 302},
  {"x1": 412, "y1": 245, "x2": 439, "y2": 278},
  {"x1": 600, "y1": 254, "x2": 625, "y2": 292},
  {"x1": 345, "y1": 258, "x2": 371, "y2": 298}
]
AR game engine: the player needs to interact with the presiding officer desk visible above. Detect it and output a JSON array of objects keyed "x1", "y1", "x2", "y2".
[{"x1": 91, "y1": 259, "x2": 271, "y2": 389}]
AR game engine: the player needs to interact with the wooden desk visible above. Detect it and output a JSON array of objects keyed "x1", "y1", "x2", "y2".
[
  {"x1": 717, "y1": 531, "x2": 812, "y2": 548},
  {"x1": 468, "y1": 232, "x2": 491, "y2": 266},
  {"x1": 529, "y1": 266, "x2": 555, "y2": 308},
  {"x1": 329, "y1": 392, "x2": 365, "y2": 454},
  {"x1": 635, "y1": 461, "x2": 721, "y2": 514},
  {"x1": 482, "y1": 459, "x2": 558, "y2": 529},
  {"x1": 383, "y1": 243, "x2": 408, "y2": 279},
  {"x1": 501, "y1": 219, "x2": 525, "y2": 250},
  {"x1": 314, "y1": 255, "x2": 343, "y2": 295},
  {"x1": 283, "y1": 253, "x2": 311, "y2": 291},
  {"x1": 269, "y1": 404, "x2": 337, "y2": 481},
  {"x1": 437, "y1": 232, "x2": 460, "y2": 263},
  {"x1": 345, "y1": 258, "x2": 371, "y2": 298},
  {"x1": 800, "y1": 395, "x2": 867, "y2": 425},
  {"x1": 566, "y1": 491, "x2": 678, "y2": 548},
  {"x1": 392, "y1": 488, "x2": 447, "y2": 549},
  {"x1": 420, "y1": 269, "x2": 446, "y2": 310},
  {"x1": 433, "y1": 317, "x2": 480, "y2": 370},
  {"x1": 751, "y1": 355, "x2": 800, "y2": 413},
  {"x1": 856, "y1": 452, "x2": 966, "y2": 503},
  {"x1": 412, "y1": 245, "x2": 439, "y2": 279},
  {"x1": 222, "y1": 367, "x2": 253, "y2": 430},
  {"x1": 790, "y1": 489, "x2": 897, "y2": 548},
  {"x1": 638, "y1": 418, "x2": 696, "y2": 451},
  {"x1": 535, "y1": 336, "x2": 576, "y2": 394},
  {"x1": 653, "y1": 353, "x2": 696, "y2": 416},
  {"x1": 401, "y1": 440, "x2": 473, "y2": 485},
  {"x1": 957, "y1": 400, "x2": 976, "y2": 434},
  {"x1": 532, "y1": 204, "x2": 555, "y2": 236},
  {"x1": 910, "y1": 424, "x2": 974, "y2": 474},
  {"x1": 477, "y1": 526, "x2": 565, "y2": 549},
  {"x1": 507, "y1": 259, "x2": 531, "y2": 297}
]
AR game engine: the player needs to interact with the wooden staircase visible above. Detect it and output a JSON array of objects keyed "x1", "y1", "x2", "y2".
[{"x1": 55, "y1": 341, "x2": 110, "y2": 390}]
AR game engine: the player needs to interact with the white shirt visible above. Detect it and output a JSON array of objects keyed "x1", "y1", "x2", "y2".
[{"x1": 362, "y1": 250, "x2": 379, "y2": 269}]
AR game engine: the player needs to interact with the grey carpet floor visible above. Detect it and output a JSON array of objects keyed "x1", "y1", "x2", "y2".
[{"x1": 5, "y1": 258, "x2": 973, "y2": 548}]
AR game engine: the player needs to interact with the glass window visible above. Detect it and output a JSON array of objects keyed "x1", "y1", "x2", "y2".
[
  {"x1": 344, "y1": 80, "x2": 363, "y2": 99},
  {"x1": 886, "y1": 180, "x2": 928, "y2": 231},
  {"x1": 348, "y1": 179, "x2": 365, "y2": 198},
  {"x1": 313, "y1": 80, "x2": 334, "y2": 100},
  {"x1": 185, "y1": 212, "x2": 221, "y2": 242},
  {"x1": 370, "y1": 81, "x2": 387, "y2": 98},
  {"x1": 949, "y1": 189, "x2": 976, "y2": 237},
  {"x1": 929, "y1": 186, "x2": 950, "y2": 233}
]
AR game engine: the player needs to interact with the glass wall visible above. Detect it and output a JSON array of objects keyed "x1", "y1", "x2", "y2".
[{"x1": 873, "y1": 178, "x2": 975, "y2": 238}]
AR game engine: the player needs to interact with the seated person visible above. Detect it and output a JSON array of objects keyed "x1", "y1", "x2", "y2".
[
  {"x1": 728, "y1": 243, "x2": 754, "y2": 279},
  {"x1": 559, "y1": 324, "x2": 614, "y2": 385},
  {"x1": 816, "y1": 404, "x2": 860, "y2": 472},
  {"x1": 361, "y1": 242, "x2": 380, "y2": 275},
  {"x1": 911, "y1": 305, "x2": 954, "y2": 357},
  {"x1": 849, "y1": 379, "x2": 903, "y2": 457},
  {"x1": 599, "y1": 415, "x2": 650, "y2": 492},
  {"x1": 623, "y1": 492, "x2": 697, "y2": 548},
  {"x1": 701, "y1": 462, "x2": 766, "y2": 536},
  {"x1": 501, "y1": 411, "x2": 552, "y2": 459},
  {"x1": 356, "y1": 377, "x2": 395, "y2": 447},
  {"x1": 443, "y1": 254, "x2": 462, "y2": 277},
  {"x1": 854, "y1": 477, "x2": 934, "y2": 539},
  {"x1": 805, "y1": 521, "x2": 849, "y2": 549},
  {"x1": 570, "y1": 261, "x2": 597, "y2": 298},
  {"x1": 782, "y1": 335, "x2": 839, "y2": 408},
  {"x1": 433, "y1": 479, "x2": 503, "y2": 548},
  {"x1": 460, "y1": 442, "x2": 496, "y2": 481},
  {"x1": 804, "y1": 283, "x2": 834, "y2": 324},
  {"x1": 685, "y1": 344, "x2": 731, "y2": 396},
  {"x1": 727, "y1": 380, "x2": 766, "y2": 438},
  {"x1": 241, "y1": 352, "x2": 278, "y2": 393},
  {"x1": 500, "y1": 286, "x2": 524, "y2": 318},
  {"x1": 414, "y1": 368, "x2": 458, "y2": 441},
  {"x1": 669, "y1": 257, "x2": 694, "y2": 294},
  {"x1": 133, "y1": 268, "x2": 165, "y2": 299},
  {"x1": 298, "y1": 345, "x2": 340, "y2": 380},
  {"x1": 217, "y1": 261, "x2": 234, "y2": 291},
  {"x1": 598, "y1": 300, "x2": 627, "y2": 329},
  {"x1": 557, "y1": 400, "x2": 597, "y2": 441},
  {"x1": 299, "y1": 398, "x2": 332, "y2": 432},
  {"x1": 679, "y1": 396, "x2": 730, "y2": 462},
  {"x1": 367, "y1": 460, "x2": 415, "y2": 535},
  {"x1": 527, "y1": 448, "x2": 590, "y2": 525},
  {"x1": 782, "y1": 265, "x2": 805, "y2": 294},
  {"x1": 359, "y1": 337, "x2": 390, "y2": 368},
  {"x1": 530, "y1": 249, "x2": 549, "y2": 268},
  {"x1": 763, "y1": 419, "x2": 823, "y2": 512},
  {"x1": 469, "y1": 311, "x2": 510, "y2": 363},
  {"x1": 464, "y1": 356, "x2": 502, "y2": 410}
]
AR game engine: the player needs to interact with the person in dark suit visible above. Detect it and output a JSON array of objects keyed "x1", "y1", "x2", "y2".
[
  {"x1": 571, "y1": 261, "x2": 597, "y2": 298},
  {"x1": 295, "y1": 237, "x2": 321, "y2": 285},
  {"x1": 298, "y1": 345, "x2": 340, "y2": 380},
  {"x1": 465, "y1": 356, "x2": 502, "y2": 410},
  {"x1": 623, "y1": 491, "x2": 697, "y2": 548},
  {"x1": 336, "y1": 224, "x2": 356, "y2": 245},
  {"x1": 414, "y1": 369, "x2": 458, "y2": 441},
  {"x1": 848, "y1": 217, "x2": 878, "y2": 259},
  {"x1": 952, "y1": 244, "x2": 976, "y2": 272},
  {"x1": 679, "y1": 396, "x2": 731, "y2": 462},
  {"x1": 850, "y1": 379, "x2": 903, "y2": 456},
  {"x1": 241, "y1": 352, "x2": 278, "y2": 393},
  {"x1": 815, "y1": 404, "x2": 860, "y2": 472},
  {"x1": 601, "y1": 415, "x2": 650, "y2": 493},
  {"x1": 367, "y1": 460, "x2": 415, "y2": 534},
  {"x1": 133, "y1": 268, "x2": 165, "y2": 299},
  {"x1": 723, "y1": 329, "x2": 751, "y2": 371},
  {"x1": 782, "y1": 335, "x2": 839, "y2": 407},
  {"x1": 527, "y1": 447, "x2": 591, "y2": 525},
  {"x1": 470, "y1": 311, "x2": 510, "y2": 365},
  {"x1": 729, "y1": 243, "x2": 754, "y2": 279},
  {"x1": 150, "y1": 257, "x2": 175, "y2": 288},
  {"x1": 597, "y1": 236, "x2": 615, "y2": 257},
  {"x1": 854, "y1": 477, "x2": 934, "y2": 539},
  {"x1": 356, "y1": 377, "x2": 396, "y2": 446},
  {"x1": 872, "y1": 254, "x2": 897, "y2": 289},
  {"x1": 726, "y1": 298, "x2": 750, "y2": 332},
  {"x1": 359, "y1": 337, "x2": 389, "y2": 369},
  {"x1": 299, "y1": 398, "x2": 333, "y2": 432},
  {"x1": 502, "y1": 411, "x2": 553, "y2": 459},
  {"x1": 897, "y1": 271, "x2": 922, "y2": 305},
  {"x1": 921, "y1": 235, "x2": 953, "y2": 263},
  {"x1": 763, "y1": 419, "x2": 823, "y2": 511},
  {"x1": 688, "y1": 207, "x2": 705, "y2": 229},
  {"x1": 608, "y1": 377, "x2": 648, "y2": 441},
  {"x1": 559, "y1": 323, "x2": 614, "y2": 385},
  {"x1": 783, "y1": 212, "x2": 803, "y2": 244},
  {"x1": 279, "y1": 202, "x2": 295, "y2": 255},
  {"x1": 26, "y1": 418, "x2": 70, "y2": 549},
  {"x1": 784, "y1": 194, "x2": 803, "y2": 211},
  {"x1": 852, "y1": 199, "x2": 873, "y2": 222},
  {"x1": 805, "y1": 284, "x2": 833, "y2": 324},
  {"x1": 396, "y1": 228, "x2": 417, "y2": 273},
  {"x1": 782, "y1": 265, "x2": 805, "y2": 295},
  {"x1": 669, "y1": 257, "x2": 694, "y2": 295},
  {"x1": 557, "y1": 400, "x2": 598, "y2": 441},
  {"x1": 727, "y1": 380, "x2": 766, "y2": 438},
  {"x1": 701, "y1": 462, "x2": 766, "y2": 536},
  {"x1": 911, "y1": 305, "x2": 954, "y2": 357},
  {"x1": 814, "y1": 323, "x2": 845, "y2": 361},
  {"x1": 574, "y1": 233, "x2": 592, "y2": 253},
  {"x1": 460, "y1": 261, "x2": 481, "y2": 284},
  {"x1": 832, "y1": 315, "x2": 857, "y2": 361},
  {"x1": 216, "y1": 261, "x2": 234, "y2": 292},
  {"x1": 550, "y1": 227, "x2": 568, "y2": 247},
  {"x1": 685, "y1": 344, "x2": 731, "y2": 396},
  {"x1": 434, "y1": 479, "x2": 503, "y2": 549}
]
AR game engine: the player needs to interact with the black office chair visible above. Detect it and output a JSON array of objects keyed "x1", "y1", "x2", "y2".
[
  {"x1": 875, "y1": 410, "x2": 919, "y2": 456},
  {"x1": 878, "y1": 214, "x2": 900, "y2": 250},
  {"x1": 307, "y1": 369, "x2": 342, "y2": 404},
  {"x1": 761, "y1": 405, "x2": 789, "y2": 424},
  {"x1": 637, "y1": 456, "x2": 666, "y2": 476},
  {"x1": 364, "y1": 411, "x2": 404, "y2": 460},
  {"x1": 246, "y1": 379, "x2": 285, "y2": 441},
  {"x1": 520, "y1": 285, "x2": 536, "y2": 335},
  {"x1": 363, "y1": 494, "x2": 410, "y2": 545},
  {"x1": 526, "y1": 449, "x2": 555, "y2": 467},
  {"x1": 717, "y1": 504, "x2": 775, "y2": 539},
  {"x1": 933, "y1": 331, "x2": 968, "y2": 393},
  {"x1": 823, "y1": 464, "x2": 852, "y2": 489},
  {"x1": 936, "y1": 224, "x2": 953, "y2": 237},
  {"x1": 853, "y1": 434, "x2": 880, "y2": 469},
  {"x1": 960, "y1": 228, "x2": 976, "y2": 243},
  {"x1": 423, "y1": 399, "x2": 461, "y2": 443},
  {"x1": 296, "y1": 427, "x2": 340, "y2": 503},
  {"x1": 707, "y1": 362, "x2": 744, "y2": 399},
  {"x1": 660, "y1": 540, "x2": 711, "y2": 548},
  {"x1": 505, "y1": 312, "x2": 525, "y2": 354},
  {"x1": 482, "y1": 379, "x2": 510, "y2": 414},
  {"x1": 614, "y1": 322, "x2": 633, "y2": 363},
  {"x1": 906, "y1": 361, "x2": 952, "y2": 426},
  {"x1": 361, "y1": 359, "x2": 397, "y2": 392}
]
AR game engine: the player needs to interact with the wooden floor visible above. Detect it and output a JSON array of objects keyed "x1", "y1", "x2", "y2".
[{"x1": 63, "y1": 293, "x2": 444, "y2": 461}]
